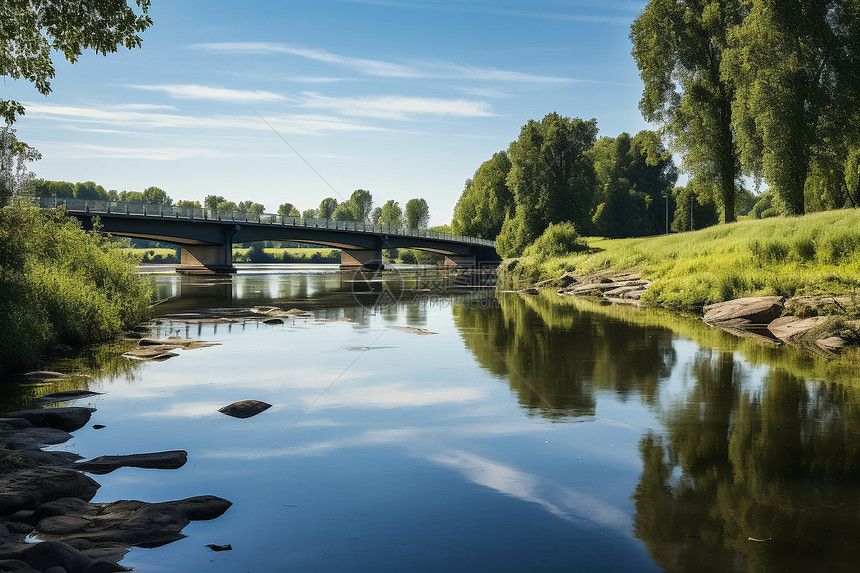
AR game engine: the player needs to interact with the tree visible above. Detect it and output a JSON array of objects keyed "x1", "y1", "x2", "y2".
[
  {"x1": 452, "y1": 151, "x2": 514, "y2": 239},
  {"x1": 319, "y1": 197, "x2": 338, "y2": 219},
  {"x1": 332, "y1": 202, "x2": 357, "y2": 221},
  {"x1": 496, "y1": 113, "x2": 598, "y2": 257},
  {"x1": 32, "y1": 179, "x2": 74, "y2": 198},
  {"x1": 631, "y1": 0, "x2": 745, "y2": 223},
  {"x1": 0, "y1": 0, "x2": 153, "y2": 125},
  {"x1": 405, "y1": 198, "x2": 430, "y2": 229},
  {"x1": 74, "y1": 181, "x2": 107, "y2": 200},
  {"x1": 724, "y1": 0, "x2": 860, "y2": 215},
  {"x1": 278, "y1": 203, "x2": 300, "y2": 217},
  {"x1": 302, "y1": 208, "x2": 317, "y2": 220},
  {"x1": 671, "y1": 178, "x2": 719, "y2": 232},
  {"x1": 0, "y1": 123, "x2": 41, "y2": 205},
  {"x1": 349, "y1": 189, "x2": 373, "y2": 222},
  {"x1": 378, "y1": 200, "x2": 403, "y2": 228},
  {"x1": 175, "y1": 199, "x2": 201, "y2": 208},
  {"x1": 204, "y1": 195, "x2": 226, "y2": 210},
  {"x1": 371, "y1": 206, "x2": 383, "y2": 224},
  {"x1": 237, "y1": 200, "x2": 264, "y2": 214},
  {"x1": 142, "y1": 186, "x2": 171, "y2": 205}
]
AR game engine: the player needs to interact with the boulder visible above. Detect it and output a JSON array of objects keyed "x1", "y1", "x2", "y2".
[
  {"x1": 218, "y1": 401, "x2": 272, "y2": 419},
  {"x1": 121, "y1": 346, "x2": 178, "y2": 362},
  {"x1": 703, "y1": 296, "x2": 785, "y2": 325},
  {"x1": 817, "y1": 336, "x2": 847, "y2": 353},
  {"x1": 75, "y1": 451, "x2": 188, "y2": 475},
  {"x1": 767, "y1": 315, "x2": 828, "y2": 343},
  {"x1": 262, "y1": 318, "x2": 283, "y2": 325},
  {"x1": 0, "y1": 467, "x2": 100, "y2": 515},
  {"x1": 5, "y1": 408, "x2": 93, "y2": 432},
  {"x1": 137, "y1": 338, "x2": 218, "y2": 350},
  {"x1": 3, "y1": 427, "x2": 73, "y2": 450}
]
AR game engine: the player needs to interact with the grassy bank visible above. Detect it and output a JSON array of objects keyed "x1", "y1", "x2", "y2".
[
  {"x1": 501, "y1": 210, "x2": 860, "y2": 311},
  {"x1": 1, "y1": 205, "x2": 152, "y2": 372}
]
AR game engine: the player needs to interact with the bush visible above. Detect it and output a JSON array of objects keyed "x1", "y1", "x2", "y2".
[
  {"x1": 0, "y1": 204, "x2": 151, "y2": 371},
  {"x1": 522, "y1": 222, "x2": 588, "y2": 260}
]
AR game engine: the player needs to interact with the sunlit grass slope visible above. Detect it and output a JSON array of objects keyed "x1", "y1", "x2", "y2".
[{"x1": 503, "y1": 210, "x2": 860, "y2": 310}]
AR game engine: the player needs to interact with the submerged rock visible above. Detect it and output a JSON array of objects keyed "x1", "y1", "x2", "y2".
[
  {"x1": 75, "y1": 451, "x2": 188, "y2": 475},
  {"x1": 218, "y1": 400, "x2": 272, "y2": 419},
  {"x1": 35, "y1": 390, "x2": 103, "y2": 406},
  {"x1": 387, "y1": 326, "x2": 438, "y2": 335},
  {"x1": 20, "y1": 371, "x2": 67, "y2": 383}
]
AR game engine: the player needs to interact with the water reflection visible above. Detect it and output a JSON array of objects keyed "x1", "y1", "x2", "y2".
[{"x1": 454, "y1": 292, "x2": 676, "y2": 418}]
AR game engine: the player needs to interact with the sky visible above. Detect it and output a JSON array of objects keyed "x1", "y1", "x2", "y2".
[{"x1": 6, "y1": 0, "x2": 651, "y2": 225}]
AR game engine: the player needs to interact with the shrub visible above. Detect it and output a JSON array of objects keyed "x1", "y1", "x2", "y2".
[
  {"x1": 0, "y1": 204, "x2": 151, "y2": 371},
  {"x1": 522, "y1": 222, "x2": 588, "y2": 260}
]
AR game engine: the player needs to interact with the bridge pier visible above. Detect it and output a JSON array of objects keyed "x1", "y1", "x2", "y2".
[
  {"x1": 176, "y1": 244, "x2": 237, "y2": 275},
  {"x1": 340, "y1": 248, "x2": 384, "y2": 271},
  {"x1": 442, "y1": 254, "x2": 478, "y2": 268}
]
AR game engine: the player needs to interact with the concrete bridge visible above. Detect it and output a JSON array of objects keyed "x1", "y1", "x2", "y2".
[{"x1": 38, "y1": 197, "x2": 500, "y2": 274}]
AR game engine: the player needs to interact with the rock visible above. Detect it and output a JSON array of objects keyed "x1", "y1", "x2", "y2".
[
  {"x1": 6, "y1": 408, "x2": 93, "y2": 432},
  {"x1": 121, "y1": 346, "x2": 178, "y2": 362},
  {"x1": 92, "y1": 425, "x2": 106, "y2": 430},
  {"x1": 3, "y1": 427, "x2": 73, "y2": 451},
  {"x1": 218, "y1": 401, "x2": 272, "y2": 419},
  {"x1": 35, "y1": 391, "x2": 103, "y2": 406},
  {"x1": 33, "y1": 496, "x2": 231, "y2": 548},
  {"x1": 137, "y1": 338, "x2": 218, "y2": 350},
  {"x1": 15, "y1": 449, "x2": 82, "y2": 468},
  {"x1": 5, "y1": 521, "x2": 33, "y2": 535},
  {"x1": 262, "y1": 318, "x2": 283, "y2": 325},
  {"x1": 13, "y1": 540, "x2": 129, "y2": 573},
  {"x1": 20, "y1": 372, "x2": 67, "y2": 382},
  {"x1": 767, "y1": 315, "x2": 828, "y2": 343},
  {"x1": 0, "y1": 467, "x2": 100, "y2": 515},
  {"x1": 703, "y1": 296, "x2": 785, "y2": 325},
  {"x1": 518, "y1": 288, "x2": 539, "y2": 295},
  {"x1": 0, "y1": 418, "x2": 33, "y2": 430},
  {"x1": 206, "y1": 544, "x2": 232, "y2": 551},
  {"x1": 75, "y1": 451, "x2": 188, "y2": 475},
  {"x1": 0, "y1": 560, "x2": 40, "y2": 573},
  {"x1": 817, "y1": 336, "x2": 846, "y2": 353}
]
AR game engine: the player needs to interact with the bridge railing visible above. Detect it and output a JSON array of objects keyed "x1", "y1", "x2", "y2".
[{"x1": 34, "y1": 197, "x2": 496, "y2": 247}]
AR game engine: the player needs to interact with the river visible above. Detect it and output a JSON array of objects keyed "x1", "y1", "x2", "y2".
[{"x1": 6, "y1": 266, "x2": 860, "y2": 572}]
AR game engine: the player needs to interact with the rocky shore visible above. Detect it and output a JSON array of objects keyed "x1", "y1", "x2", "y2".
[
  {"x1": 527, "y1": 270, "x2": 859, "y2": 356},
  {"x1": 0, "y1": 395, "x2": 232, "y2": 573}
]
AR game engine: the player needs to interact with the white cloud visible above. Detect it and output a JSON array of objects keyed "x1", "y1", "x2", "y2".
[
  {"x1": 194, "y1": 42, "x2": 572, "y2": 84},
  {"x1": 22, "y1": 102, "x2": 386, "y2": 135},
  {"x1": 300, "y1": 92, "x2": 493, "y2": 120},
  {"x1": 126, "y1": 83, "x2": 288, "y2": 102}
]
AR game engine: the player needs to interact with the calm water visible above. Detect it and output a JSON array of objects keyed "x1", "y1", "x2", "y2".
[{"x1": 7, "y1": 267, "x2": 860, "y2": 572}]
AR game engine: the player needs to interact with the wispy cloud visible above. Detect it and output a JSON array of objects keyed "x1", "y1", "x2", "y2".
[
  {"x1": 194, "y1": 42, "x2": 573, "y2": 84},
  {"x1": 23, "y1": 102, "x2": 385, "y2": 135},
  {"x1": 300, "y1": 92, "x2": 493, "y2": 120},
  {"x1": 125, "y1": 83, "x2": 288, "y2": 102}
]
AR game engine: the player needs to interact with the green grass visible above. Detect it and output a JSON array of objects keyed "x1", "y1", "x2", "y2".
[{"x1": 501, "y1": 210, "x2": 860, "y2": 310}]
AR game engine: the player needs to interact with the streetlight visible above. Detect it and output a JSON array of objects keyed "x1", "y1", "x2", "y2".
[{"x1": 662, "y1": 195, "x2": 668, "y2": 234}]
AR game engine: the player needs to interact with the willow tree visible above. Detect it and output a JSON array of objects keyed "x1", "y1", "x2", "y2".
[
  {"x1": 724, "y1": 0, "x2": 860, "y2": 215},
  {"x1": 631, "y1": 0, "x2": 745, "y2": 223}
]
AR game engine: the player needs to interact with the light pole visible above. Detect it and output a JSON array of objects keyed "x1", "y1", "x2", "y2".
[{"x1": 662, "y1": 195, "x2": 668, "y2": 234}]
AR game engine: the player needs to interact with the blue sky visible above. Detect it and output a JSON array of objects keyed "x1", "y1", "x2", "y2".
[{"x1": 8, "y1": 0, "x2": 650, "y2": 224}]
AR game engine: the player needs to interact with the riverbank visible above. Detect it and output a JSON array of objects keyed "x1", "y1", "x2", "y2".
[
  {"x1": 499, "y1": 210, "x2": 860, "y2": 361},
  {"x1": 500, "y1": 210, "x2": 860, "y2": 310}
]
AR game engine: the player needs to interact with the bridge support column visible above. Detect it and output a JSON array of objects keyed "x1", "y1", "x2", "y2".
[
  {"x1": 442, "y1": 254, "x2": 477, "y2": 268},
  {"x1": 341, "y1": 249, "x2": 384, "y2": 271},
  {"x1": 176, "y1": 244, "x2": 237, "y2": 275}
]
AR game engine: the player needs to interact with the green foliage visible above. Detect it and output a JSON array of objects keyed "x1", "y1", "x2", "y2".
[
  {"x1": 590, "y1": 130, "x2": 678, "y2": 237},
  {"x1": 631, "y1": 0, "x2": 744, "y2": 223},
  {"x1": 671, "y1": 178, "x2": 719, "y2": 232},
  {"x1": 378, "y1": 199, "x2": 403, "y2": 228},
  {"x1": 332, "y1": 202, "x2": 357, "y2": 221},
  {"x1": 142, "y1": 186, "x2": 171, "y2": 205},
  {"x1": 319, "y1": 197, "x2": 338, "y2": 219},
  {"x1": 1, "y1": 124, "x2": 41, "y2": 205},
  {"x1": 0, "y1": 0, "x2": 152, "y2": 124},
  {"x1": 522, "y1": 222, "x2": 588, "y2": 260},
  {"x1": 204, "y1": 195, "x2": 226, "y2": 210},
  {"x1": 451, "y1": 151, "x2": 513, "y2": 238},
  {"x1": 175, "y1": 199, "x2": 201, "y2": 208},
  {"x1": 0, "y1": 204, "x2": 151, "y2": 371},
  {"x1": 302, "y1": 208, "x2": 317, "y2": 220},
  {"x1": 404, "y1": 198, "x2": 429, "y2": 229},
  {"x1": 237, "y1": 200, "x2": 265, "y2": 214},
  {"x1": 277, "y1": 203, "x2": 300, "y2": 217},
  {"x1": 497, "y1": 113, "x2": 599, "y2": 257}
]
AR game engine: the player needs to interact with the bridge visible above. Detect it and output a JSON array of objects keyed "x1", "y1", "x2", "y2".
[{"x1": 37, "y1": 197, "x2": 500, "y2": 274}]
